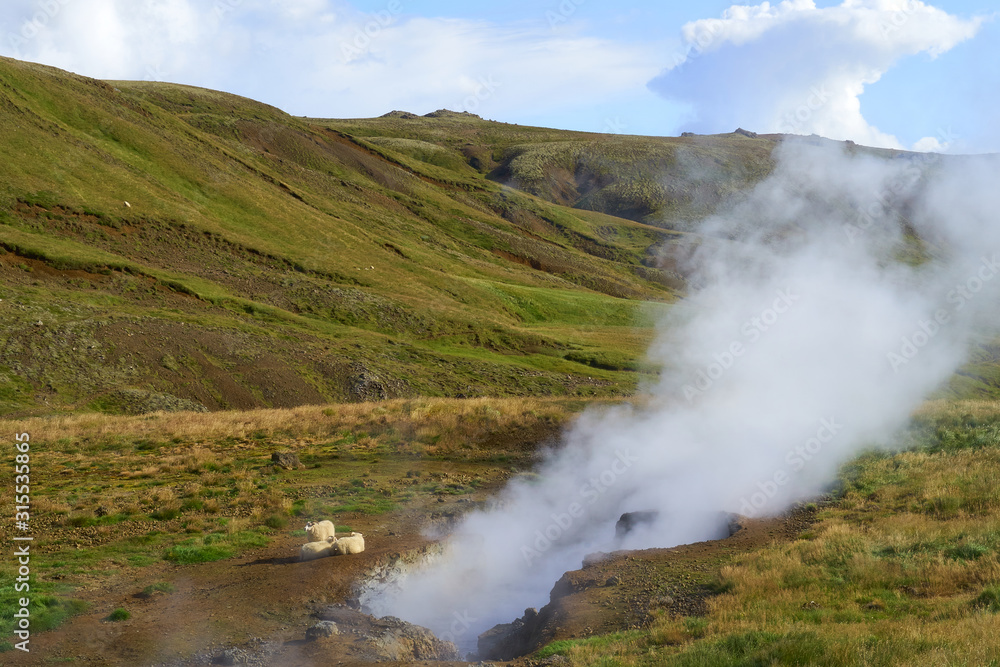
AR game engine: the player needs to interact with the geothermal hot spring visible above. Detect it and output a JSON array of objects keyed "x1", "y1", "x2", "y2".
[{"x1": 362, "y1": 141, "x2": 1000, "y2": 656}]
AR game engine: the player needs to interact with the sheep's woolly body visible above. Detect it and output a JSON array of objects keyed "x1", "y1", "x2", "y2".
[
  {"x1": 305, "y1": 520, "x2": 335, "y2": 542},
  {"x1": 300, "y1": 537, "x2": 335, "y2": 561},
  {"x1": 333, "y1": 532, "x2": 365, "y2": 555}
]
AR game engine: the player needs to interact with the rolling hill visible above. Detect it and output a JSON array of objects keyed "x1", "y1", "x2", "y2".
[{"x1": 0, "y1": 56, "x2": 997, "y2": 417}]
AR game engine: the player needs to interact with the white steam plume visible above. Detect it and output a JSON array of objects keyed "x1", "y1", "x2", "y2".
[{"x1": 367, "y1": 140, "x2": 1000, "y2": 654}]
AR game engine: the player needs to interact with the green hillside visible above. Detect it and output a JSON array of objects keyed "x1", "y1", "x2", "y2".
[
  {"x1": 0, "y1": 57, "x2": 998, "y2": 417},
  {"x1": 321, "y1": 112, "x2": 779, "y2": 228},
  {"x1": 0, "y1": 57, "x2": 687, "y2": 416}
]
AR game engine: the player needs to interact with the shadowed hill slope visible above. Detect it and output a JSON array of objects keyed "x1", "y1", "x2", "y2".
[{"x1": 318, "y1": 112, "x2": 780, "y2": 227}]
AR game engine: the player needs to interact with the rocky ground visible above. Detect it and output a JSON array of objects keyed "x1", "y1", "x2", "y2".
[{"x1": 18, "y1": 505, "x2": 814, "y2": 666}]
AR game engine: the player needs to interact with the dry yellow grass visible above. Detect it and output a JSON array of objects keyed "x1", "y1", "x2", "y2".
[
  {"x1": 536, "y1": 401, "x2": 1000, "y2": 666},
  {"x1": 914, "y1": 398, "x2": 1000, "y2": 421},
  {"x1": 0, "y1": 396, "x2": 584, "y2": 453}
]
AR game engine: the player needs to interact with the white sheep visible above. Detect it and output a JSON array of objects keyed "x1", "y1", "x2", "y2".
[
  {"x1": 300, "y1": 536, "x2": 336, "y2": 562},
  {"x1": 305, "y1": 520, "x2": 335, "y2": 542},
  {"x1": 332, "y1": 532, "x2": 365, "y2": 555}
]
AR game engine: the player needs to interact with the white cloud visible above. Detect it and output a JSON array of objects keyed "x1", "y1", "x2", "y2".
[
  {"x1": 911, "y1": 135, "x2": 945, "y2": 152},
  {"x1": 0, "y1": 0, "x2": 661, "y2": 121},
  {"x1": 650, "y1": 0, "x2": 984, "y2": 148}
]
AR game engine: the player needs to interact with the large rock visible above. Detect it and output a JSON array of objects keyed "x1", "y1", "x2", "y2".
[
  {"x1": 615, "y1": 510, "x2": 744, "y2": 541},
  {"x1": 348, "y1": 362, "x2": 405, "y2": 401},
  {"x1": 476, "y1": 608, "x2": 540, "y2": 661},
  {"x1": 305, "y1": 621, "x2": 339, "y2": 640},
  {"x1": 615, "y1": 510, "x2": 659, "y2": 539},
  {"x1": 316, "y1": 604, "x2": 459, "y2": 661},
  {"x1": 727, "y1": 514, "x2": 747, "y2": 536},
  {"x1": 212, "y1": 648, "x2": 242, "y2": 665},
  {"x1": 271, "y1": 451, "x2": 302, "y2": 470}
]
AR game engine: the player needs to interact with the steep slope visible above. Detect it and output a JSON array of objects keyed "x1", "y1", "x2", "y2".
[{"x1": 0, "y1": 57, "x2": 680, "y2": 416}]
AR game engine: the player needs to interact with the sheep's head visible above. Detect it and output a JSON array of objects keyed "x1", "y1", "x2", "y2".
[
  {"x1": 326, "y1": 536, "x2": 338, "y2": 544},
  {"x1": 305, "y1": 521, "x2": 314, "y2": 529}
]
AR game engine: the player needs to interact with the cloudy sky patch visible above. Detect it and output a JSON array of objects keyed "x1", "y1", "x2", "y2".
[{"x1": 0, "y1": 0, "x2": 994, "y2": 150}]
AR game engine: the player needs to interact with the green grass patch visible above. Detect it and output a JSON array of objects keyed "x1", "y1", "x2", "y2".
[
  {"x1": 163, "y1": 543, "x2": 234, "y2": 564},
  {"x1": 973, "y1": 585, "x2": 1000, "y2": 612},
  {"x1": 151, "y1": 507, "x2": 181, "y2": 521},
  {"x1": 0, "y1": 586, "x2": 90, "y2": 650},
  {"x1": 535, "y1": 630, "x2": 645, "y2": 660},
  {"x1": 669, "y1": 631, "x2": 827, "y2": 666},
  {"x1": 139, "y1": 582, "x2": 177, "y2": 598},
  {"x1": 105, "y1": 608, "x2": 130, "y2": 622}
]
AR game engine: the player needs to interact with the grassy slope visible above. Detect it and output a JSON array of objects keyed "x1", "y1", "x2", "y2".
[
  {"x1": 320, "y1": 112, "x2": 779, "y2": 229},
  {"x1": 3, "y1": 58, "x2": 999, "y2": 415},
  {"x1": 0, "y1": 58, "x2": 684, "y2": 416}
]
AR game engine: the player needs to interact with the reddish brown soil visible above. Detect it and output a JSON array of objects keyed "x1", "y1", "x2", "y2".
[
  {"x1": 21, "y1": 518, "x2": 445, "y2": 666},
  {"x1": 18, "y1": 508, "x2": 815, "y2": 666}
]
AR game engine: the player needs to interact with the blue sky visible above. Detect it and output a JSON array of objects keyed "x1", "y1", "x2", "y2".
[{"x1": 0, "y1": 0, "x2": 995, "y2": 151}]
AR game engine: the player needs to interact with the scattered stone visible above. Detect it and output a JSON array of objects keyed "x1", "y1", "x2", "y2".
[
  {"x1": 306, "y1": 620, "x2": 339, "y2": 640},
  {"x1": 734, "y1": 127, "x2": 758, "y2": 138},
  {"x1": 801, "y1": 600, "x2": 820, "y2": 610},
  {"x1": 605, "y1": 576, "x2": 620, "y2": 587},
  {"x1": 681, "y1": 132, "x2": 696, "y2": 137},
  {"x1": 271, "y1": 451, "x2": 302, "y2": 470},
  {"x1": 348, "y1": 361, "x2": 404, "y2": 401}
]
